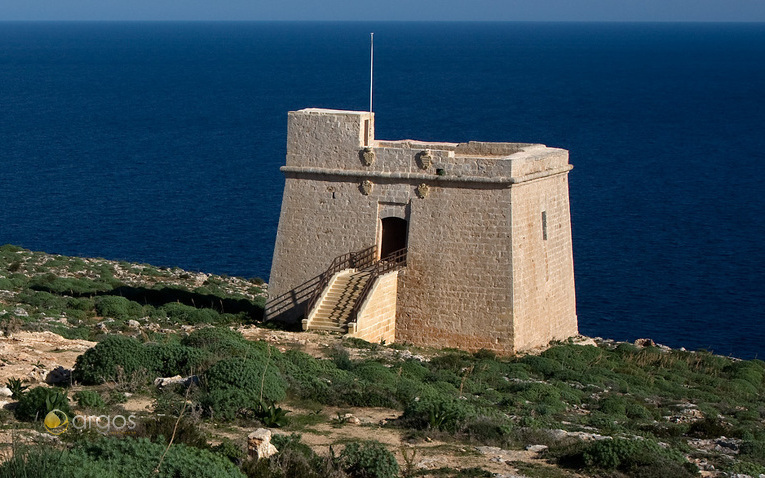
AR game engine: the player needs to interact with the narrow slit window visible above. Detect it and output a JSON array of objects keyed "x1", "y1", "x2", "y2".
[
  {"x1": 542, "y1": 211, "x2": 548, "y2": 240},
  {"x1": 363, "y1": 120, "x2": 370, "y2": 147}
]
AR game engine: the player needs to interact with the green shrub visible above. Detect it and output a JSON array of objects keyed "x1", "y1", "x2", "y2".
[
  {"x1": 0, "y1": 244, "x2": 24, "y2": 253},
  {"x1": 212, "y1": 438, "x2": 246, "y2": 464},
  {"x1": 724, "y1": 378, "x2": 760, "y2": 400},
  {"x1": 162, "y1": 302, "x2": 221, "y2": 325},
  {"x1": 613, "y1": 342, "x2": 639, "y2": 355},
  {"x1": 520, "y1": 355, "x2": 564, "y2": 378},
  {"x1": 0, "y1": 274, "x2": 27, "y2": 289},
  {"x1": 67, "y1": 436, "x2": 245, "y2": 477},
  {"x1": 279, "y1": 349, "x2": 352, "y2": 404},
  {"x1": 430, "y1": 352, "x2": 471, "y2": 372},
  {"x1": 57, "y1": 325, "x2": 93, "y2": 341},
  {"x1": 135, "y1": 415, "x2": 209, "y2": 449},
  {"x1": 688, "y1": 417, "x2": 732, "y2": 438},
  {"x1": 0, "y1": 444, "x2": 108, "y2": 478},
  {"x1": 201, "y1": 356, "x2": 286, "y2": 420},
  {"x1": 343, "y1": 361, "x2": 399, "y2": 408},
  {"x1": 73, "y1": 390, "x2": 106, "y2": 410},
  {"x1": 394, "y1": 377, "x2": 430, "y2": 405},
  {"x1": 330, "y1": 346, "x2": 353, "y2": 371},
  {"x1": 72, "y1": 335, "x2": 152, "y2": 385},
  {"x1": 540, "y1": 344, "x2": 604, "y2": 370},
  {"x1": 726, "y1": 360, "x2": 765, "y2": 387},
  {"x1": 340, "y1": 441, "x2": 399, "y2": 478},
  {"x1": 241, "y1": 433, "x2": 339, "y2": 478},
  {"x1": 344, "y1": 337, "x2": 378, "y2": 350},
  {"x1": 740, "y1": 440, "x2": 765, "y2": 466},
  {"x1": 735, "y1": 408, "x2": 760, "y2": 422},
  {"x1": 625, "y1": 401, "x2": 654, "y2": 421},
  {"x1": 16, "y1": 290, "x2": 69, "y2": 312},
  {"x1": 397, "y1": 360, "x2": 429, "y2": 381},
  {"x1": 148, "y1": 341, "x2": 210, "y2": 376},
  {"x1": 402, "y1": 396, "x2": 475, "y2": 432},
  {"x1": 14, "y1": 386, "x2": 71, "y2": 421},
  {"x1": 462, "y1": 416, "x2": 513, "y2": 445},
  {"x1": 730, "y1": 460, "x2": 765, "y2": 476},
  {"x1": 585, "y1": 413, "x2": 626, "y2": 435},
  {"x1": 95, "y1": 295, "x2": 143, "y2": 320},
  {"x1": 515, "y1": 382, "x2": 563, "y2": 405},
  {"x1": 182, "y1": 327, "x2": 252, "y2": 358},
  {"x1": 30, "y1": 274, "x2": 116, "y2": 296},
  {"x1": 598, "y1": 396, "x2": 628, "y2": 416},
  {"x1": 352, "y1": 361, "x2": 396, "y2": 384},
  {"x1": 581, "y1": 438, "x2": 692, "y2": 476},
  {"x1": 0, "y1": 278, "x2": 16, "y2": 291}
]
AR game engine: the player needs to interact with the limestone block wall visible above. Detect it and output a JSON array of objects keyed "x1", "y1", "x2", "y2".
[
  {"x1": 395, "y1": 184, "x2": 514, "y2": 353},
  {"x1": 286, "y1": 108, "x2": 374, "y2": 170},
  {"x1": 510, "y1": 173, "x2": 578, "y2": 351},
  {"x1": 268, "y1": 176, "x2": 379, "y2": 299},
  {"x1": 268, "y1": 110, "x2": 376, "y2": 320},
  {"x1": 349, "y1": 271, "x2": 398, "y2": 344}
]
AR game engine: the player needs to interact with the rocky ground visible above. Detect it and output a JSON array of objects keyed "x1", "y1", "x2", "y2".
[
  {"x1": 0, "y1": 327, "x2": 568, "y2": 478},
  {"x1": 2, "y1": 247, "x2": 764, "y2": 478}
]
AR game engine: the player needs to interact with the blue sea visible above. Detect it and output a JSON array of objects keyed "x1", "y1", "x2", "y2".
[{"x1": 1, "y1": 22, "x2": 764, "y2": 358}]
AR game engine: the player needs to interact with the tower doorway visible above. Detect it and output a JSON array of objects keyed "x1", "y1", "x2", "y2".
[{"x1": 380, "y1": 217, "x2": 408, "y2": 259}]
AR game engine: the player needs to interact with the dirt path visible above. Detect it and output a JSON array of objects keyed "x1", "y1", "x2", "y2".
[{"x1": 206, "y1": 404, "x2": 560, "y2": 477}]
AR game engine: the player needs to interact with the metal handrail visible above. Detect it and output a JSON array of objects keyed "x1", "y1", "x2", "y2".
[
  {"x1": 348, "y1": 247, "x2": 407, "y2": 323},
  {"x1": 304, "y1": 245, "x2": 377, "y2": 317}
]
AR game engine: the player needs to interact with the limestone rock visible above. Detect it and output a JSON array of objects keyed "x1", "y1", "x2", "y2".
[
  {"x1": 247, "y1": 428, "x2": 278, "y2": 460},
  {"x1": 525, "y1": 444, "x2": 548, "y2": 453},
  {"x1": 13, "y1": 308, "x2": 28, "y2": 317},
  {"x1": 153, "y1": 375, "x2": 198, "y2": 388},
  {"x1": 127, "y1": 320, "x2": 141, "y2": 328},
  {"x1": 343, "y1": 413, "x2": 361, "y2": 425},
  {"x1": 634, "y1": 338, "x2": 655, "y2": 347},
  {"x1": 549, "y1": 429, "x2": 568, "y2": 440},
  {"x1": 415, "y1": 457, "x2": 448, "y2": 470},
  {"x1": 0, "y1": 386, "x2": 12, "y2": 398}
]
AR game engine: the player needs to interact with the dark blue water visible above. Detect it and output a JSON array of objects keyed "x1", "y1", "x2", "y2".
[{"x1": 1, "y1": 22, "x2": 764, "y2": 358}]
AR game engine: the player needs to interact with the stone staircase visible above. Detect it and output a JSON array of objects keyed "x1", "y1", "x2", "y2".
[{"x1": 304, "y1": 269, "x2": 374, "y2": 332}]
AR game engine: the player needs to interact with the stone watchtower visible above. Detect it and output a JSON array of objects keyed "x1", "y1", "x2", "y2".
[{"x1": 266, "y1": 108, "x2": 577, "y2": 354}]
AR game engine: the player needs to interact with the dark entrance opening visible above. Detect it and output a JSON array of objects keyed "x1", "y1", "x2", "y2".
[{"x1": 380, "y1": 217, "x2": 408, "y2": 259}]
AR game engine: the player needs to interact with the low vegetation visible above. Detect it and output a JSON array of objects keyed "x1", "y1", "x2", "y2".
[
  {"x1": 0, "y1": 244, "x2": 266, "y2": 342},
  {"x1": 2, "y1": 245, "x2": 765, "y2": 477}
]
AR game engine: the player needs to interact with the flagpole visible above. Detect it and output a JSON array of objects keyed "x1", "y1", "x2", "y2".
[{"x1": 369, "y1": 32, "x2": 374, "y2": 113}]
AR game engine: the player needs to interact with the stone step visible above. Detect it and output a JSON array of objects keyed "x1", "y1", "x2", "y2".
[
  {"x1": 309, "y1": 325, "x2": 346, "y2": 332},
  {"x1": 305, "y1": 267, "x2": 376, "y2": 332}
]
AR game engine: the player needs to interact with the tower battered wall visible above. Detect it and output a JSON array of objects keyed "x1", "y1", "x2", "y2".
[{"x1": 267, "y1": 108, "x2": 577, "y2": 354}]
